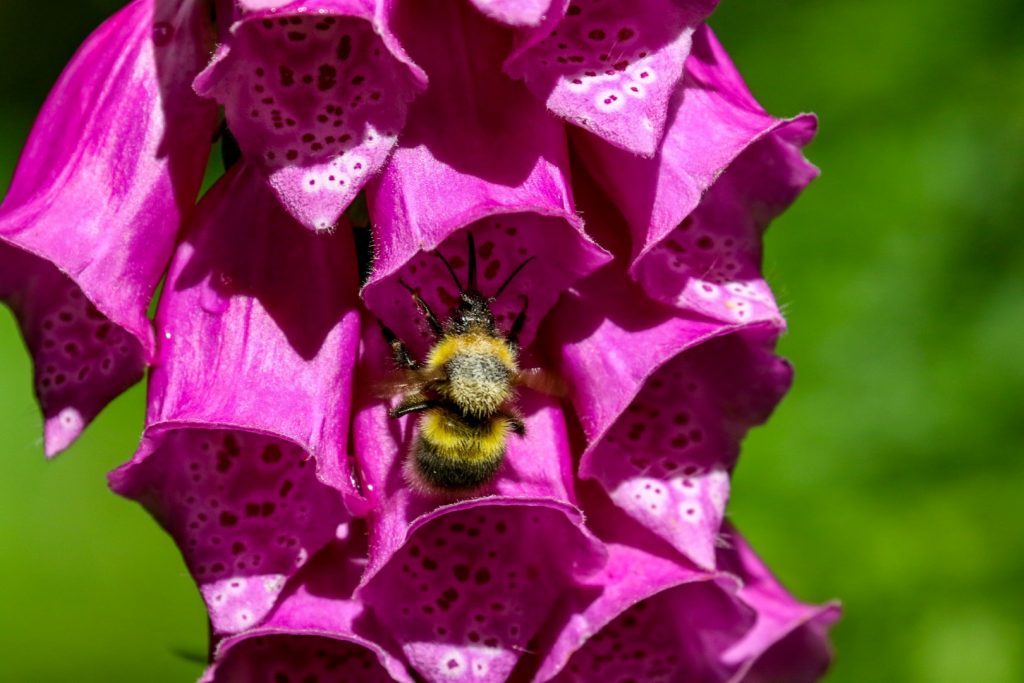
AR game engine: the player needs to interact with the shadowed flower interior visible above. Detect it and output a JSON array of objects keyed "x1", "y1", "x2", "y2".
[
  {"x1": 361, "y1": 505, "x2": 605, "y2": 682},
  {"x1": 205, "y1": 635, "x2": 397, "y2": 682},
  {"x1": 0, "y1": 0, "x2": 837, "y2": 680}
]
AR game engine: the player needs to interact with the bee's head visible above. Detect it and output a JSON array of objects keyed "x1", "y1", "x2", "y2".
[
  {"x1": 450, "y1": 291, "x2": 497, "y2": 334},
  {"x1": 435, "y1": 232, "x2": 534, "y2": 336}
]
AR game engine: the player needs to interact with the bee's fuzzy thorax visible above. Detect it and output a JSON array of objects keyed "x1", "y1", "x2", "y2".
[{"x1": 426, "y1": 333, "x2": 518, "y2": 417}]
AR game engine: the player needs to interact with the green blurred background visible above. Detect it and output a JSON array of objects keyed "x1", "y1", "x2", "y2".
[{"x1": 2, "y1": 0, "x2": 1022, "y2": 680}]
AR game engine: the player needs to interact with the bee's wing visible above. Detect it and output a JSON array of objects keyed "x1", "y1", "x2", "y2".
[
  {"x1": 375, "y1": 367, "x2": 444, "y2": 400},
  {"x1": 515, "y1": 367, "x2": 567, "y2": 397}
]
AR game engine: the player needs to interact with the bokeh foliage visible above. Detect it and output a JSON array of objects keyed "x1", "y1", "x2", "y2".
[{"x1": 2, "y1": 0, "x2": 1022, "y2": 680}]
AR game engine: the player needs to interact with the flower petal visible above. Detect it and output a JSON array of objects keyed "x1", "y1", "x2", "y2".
[
  {"x1": 363, "y1": 0, "x2": 609, "y2": 352},
  {"x1": 572, "y1": 25, "x2": 817, "y2": 278},
  {"x1": 195, "y1": 0, "x2": 426, "y2": 230},
  {"x1": 535, "y1": 547, "x2": 744, "y2": 681},
  {"x1": 505, "y1": 0, "x2": 718, "y2": 156},
  {"x1": 630, "y1": 119, "x2": 817, "y2": 327},
  {"x1": 202, "y1": 526, "x2": 414, "y2": 682},
  {"x1": 720, "y1": 527, "x2": 840, "y2": 683},
  {"x1": 545, "y1": 268, "x2": 790, "y2": 568},
  {"x1": 533, "y1": 515, "x2": 837, "y2": 681},
  {"x1": 0, "y1": 0, "x2": 216, "y2": 455},
  {"x1": 360, "y1": 504, "x2": 605, "y2": 682},
  {"x1": 468, "y1": 0, "x2": 553, "y2": 27},
  {"x1": 110, "y1": 165, "x2": 360, "y2": 633}
]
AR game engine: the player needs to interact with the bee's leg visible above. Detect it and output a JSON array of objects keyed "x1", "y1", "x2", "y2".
[
  {"x1": 399, "y1": 279, "x2": 444, "y2": 336},
  {"x1": 507, "y1": 295, "x2": 529, "y2": 350},
  {"x1": 378, "y1": 321, "x2": 420, "y2": 370},
  {"x1": 501, "y1": 410, "x2": 526, "y2": 436},
  {"x1": 390, "y1": 397, "x2": 440, "y2": 418}
]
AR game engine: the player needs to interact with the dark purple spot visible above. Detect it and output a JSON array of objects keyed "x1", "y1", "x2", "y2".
[
  {"x1": 337, "y1": 35, "x2": 351, "y2": 61},
  {"x1": 317, "y1": 64, "x2": 337, "y2": 91}
]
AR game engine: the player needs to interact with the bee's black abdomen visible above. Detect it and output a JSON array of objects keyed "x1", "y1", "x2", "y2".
[{"x1": 408, "y1": 436, "x2": 505, "y2": 493}]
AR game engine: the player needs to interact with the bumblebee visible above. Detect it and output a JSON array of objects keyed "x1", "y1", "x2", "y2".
[{"x1": 380, "y1": 233, "x2": 537, "y2": 495}]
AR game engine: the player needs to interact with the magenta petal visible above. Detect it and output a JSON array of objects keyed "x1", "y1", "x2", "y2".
[
  {"x1": 534, "y1": 510, "x2": 836, "y2": 682},
  {"x1": 195, "y1": 0, "x2": 426, "y2": 230},
  {"x1": 719, "y1": 528, "x2": 840, "y2": 683},
  {"x1": 363, "y1": 0, "x2": 609, "y2": 352},
  {"x1": 468, "y1": 0, "x2": 552, "y2": 26},
  {"x1": 202, "y1": 526, "x2": 414, "y2": 682},
  {"x1": 536, "y1": 543, "x2": 744, "y2": 682},
  {"x1": 631, "y1": 118, "x2": 817, "y2": 327},
  {"x1": 360, "y1": 504, "x2": 605, "y2": 682},
  {"x1": 110, "y1": 165, "x2": 360, "y2": 632},
  {"x1": 0, "y1": 0, "x2": 216, "y2": 455},
  {"x1": 545, "y1": 268, "x2": 790, "y2": 568},
  {"x1": 572, "y1": 25, "x2": 817, "y2": 287},
  {"x1": 505, "y1": 0, "x2": 718, "y2": 156}
]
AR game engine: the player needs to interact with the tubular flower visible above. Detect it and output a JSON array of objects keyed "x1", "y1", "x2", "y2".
[{"x1": 2, "y1": 0, "x2": 838, "y2": 681}]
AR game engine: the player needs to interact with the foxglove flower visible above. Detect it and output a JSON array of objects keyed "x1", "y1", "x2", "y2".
[{"x1": 2, "y1": 0, "x2": 839, "y2": 681}]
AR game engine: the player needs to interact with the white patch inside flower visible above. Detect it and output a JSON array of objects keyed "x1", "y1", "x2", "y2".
[
  {"x1": 58, "y1": 407, "x2": 84, "y2": 433},
  {"x1": 262, "y1": 574, "x2": 286, "y2": 594},
  {"x1": 726, "y1": 299, "x2": 752, "y2": 320},
  {"x1": 302, "y1": 171, "x2": 322, "y2": 194},
  {"x1": 693, "y1": 281, "x2": 721, "y2": 300},
  {"x1": 347, "y1": 154, "x2": 369, "y2": 178},
  {"x1": 362, "y1": 124, "x2": 384, "y2": 149},
  {"x1": 295, "y1": 547, "x2": 309, "y2": 567},
  {"x1": 438, "y1": 650, "x2": 467, "y2": 678},
  {"x1": 592, "y1": 69, "x2": 623, "y2": 84},
  {"x1": 679, "y1": 502, "x2": 704, "y2": 524},
  {"x1": 565, "y1": 76, "x2": 592, "y2": 94},
  {"x1": 471, "y1": 657, "x2": 490, "y2": 679},
  {"x1": 595, "y1": 89, "x2": 626, "y2": 113},
  {"x1": 707, "y1": 469, "x2": 729, "y2": 509},
  {"x1": 626, "y1": 62, "x2": 657, "y2": 84},
  {"x1": 234, "y1": 608, "x2": 253, "y2": 628},
  {"x1": 671, "y1": 476, "x2": 701, "y2": 498},
  {"x1": 625, "y1": 80, "x2": 646, "y2": 99},
  {"x1": 225, "y1": 577, "x2": 248, "y2": 595},
  {"x1": 623, "y1": 477, "x2": 668, "y2": 516},
  {"x1": 726, "y1": 282, "x2": 757, "y2": 297}
]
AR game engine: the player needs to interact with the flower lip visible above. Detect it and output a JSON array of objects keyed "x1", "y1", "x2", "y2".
[
  {"x1": 110, "y1": 424, "x2": 349, "y2": 634},
  {"x1": 202, "y1": 525, "x2": 415, "y2": 682},
  {"x1": 467, "y1": 0, "x2": 554, "y2": 27},
  {"x1": 0, "y1": 0, "x2": 216, "y2": 455},
  {"x1": 504, "y1": 0, "x2": 721, "y2": 156},
  {"x1": 194, "y1": 0, "x2": 427, "y2": 231},
  {"x1": 571, "y1": 24, "x2": 819, "y2": 273},
  {"x1": 358, "y1": 501, "x2": 607, "y2": 682}
]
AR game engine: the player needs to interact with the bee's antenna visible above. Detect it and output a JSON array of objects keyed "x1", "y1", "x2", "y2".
[
  {"x1": 493, "y1": 256, "x2": 535, "y2": 300},
  {"x1": 433, "y1": 251, "x2": 463, "y2": 293},
  {"x1": 466, "y1": 232, "x2": 478, "y2": 293}
]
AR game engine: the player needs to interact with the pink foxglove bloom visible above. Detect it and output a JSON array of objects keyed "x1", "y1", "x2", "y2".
[{"x1": 3, "y1": 0, "x2": 839, "y2": 681}]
